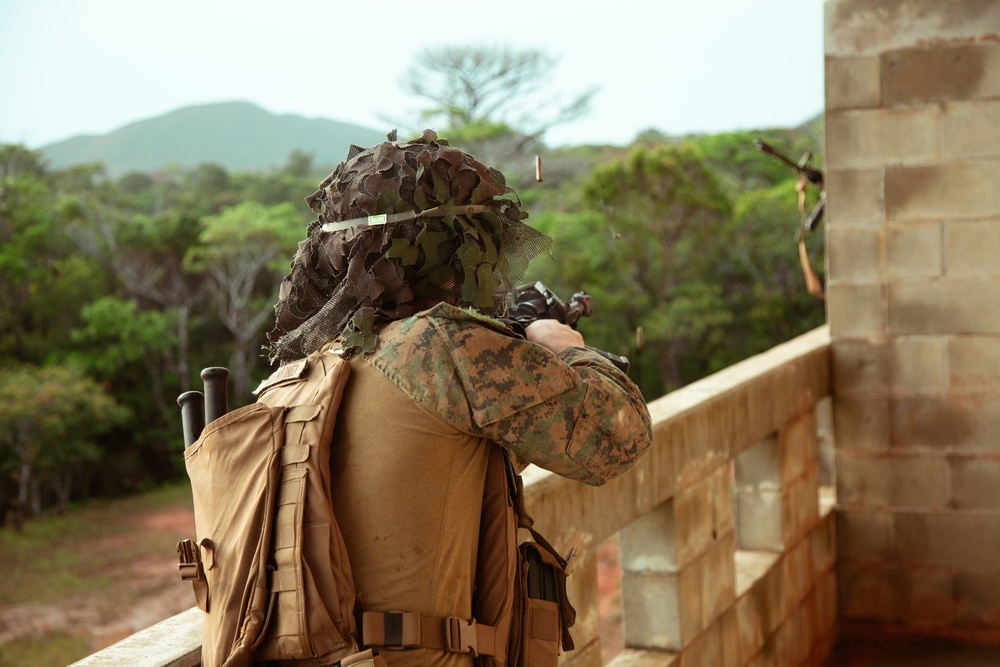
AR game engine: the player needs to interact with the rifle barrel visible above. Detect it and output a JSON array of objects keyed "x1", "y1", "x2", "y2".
[{"x1": 754, "y1": 139, "x2": 824, "y2": 186}]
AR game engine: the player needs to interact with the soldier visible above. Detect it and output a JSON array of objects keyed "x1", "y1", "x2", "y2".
[{"x1": 265, "y1": 130, "x2": 653, "y2": 667}]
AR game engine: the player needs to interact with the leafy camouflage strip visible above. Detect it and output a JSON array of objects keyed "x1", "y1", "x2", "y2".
[
  {"x1": 368, "y1": 303, "x2": 653, "y2": 486},
  {"x1": 266, "y1": 130, "x2": 551, "y2": 363}
]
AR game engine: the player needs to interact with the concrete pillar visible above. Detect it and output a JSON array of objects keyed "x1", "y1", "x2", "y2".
[{"x1": 825, "y1": 0, "x2": 1000, "y2": 639}]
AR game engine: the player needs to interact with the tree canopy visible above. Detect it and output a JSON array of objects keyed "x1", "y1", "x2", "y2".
[{"x1": 0, "y1": 116, "x2": 824, "y2": 521}]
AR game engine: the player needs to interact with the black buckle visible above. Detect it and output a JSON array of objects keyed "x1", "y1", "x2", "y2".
[{"x1": 383, "y1": 612, "x2": 403, "y2": 647}]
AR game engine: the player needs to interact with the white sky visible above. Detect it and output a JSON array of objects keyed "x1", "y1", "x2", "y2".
[{"x1": 0, "y1": 0, "x2": 827, "y2": 149}]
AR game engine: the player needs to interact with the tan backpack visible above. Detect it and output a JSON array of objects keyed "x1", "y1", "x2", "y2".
[{"x1": 178, "y1": 348, "x2": 575, "y2": 667}]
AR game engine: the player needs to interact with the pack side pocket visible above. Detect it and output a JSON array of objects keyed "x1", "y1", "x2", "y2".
[
  {"x1": 512, "y1": 543, "x2": 569, "y2": 667},
  {"x1": 524, "y1": 598, "x2": 561, "y2": 667},
  {"x1": 183, "y1": 402, "x2": 284, "y2": 667}
]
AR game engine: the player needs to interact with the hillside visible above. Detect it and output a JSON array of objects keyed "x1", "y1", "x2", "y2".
[{"x1": 39, "y1": 101, "x2": 386, "y2": 176}]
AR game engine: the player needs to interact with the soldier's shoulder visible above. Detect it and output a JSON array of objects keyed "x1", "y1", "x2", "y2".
[{"x1": 371, "y1": 303, "x2": 576, "y2": 428}]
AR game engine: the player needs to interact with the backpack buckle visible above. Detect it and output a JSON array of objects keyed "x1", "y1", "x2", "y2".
[
  {"x1": 444, "y1": 617, "x2": 478, "y2": 656},
  {"x1": 177, "y1": 539, "x2": 204, "y2": 581}
]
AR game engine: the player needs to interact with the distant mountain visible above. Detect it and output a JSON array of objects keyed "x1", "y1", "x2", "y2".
[{"x1": 39, "y1": 101, "x2": 387, "y2": 176}]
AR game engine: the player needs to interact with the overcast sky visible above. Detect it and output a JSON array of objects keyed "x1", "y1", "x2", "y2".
[{"x1": 0, "y1": 0, "x2": 826, "y2": 149}]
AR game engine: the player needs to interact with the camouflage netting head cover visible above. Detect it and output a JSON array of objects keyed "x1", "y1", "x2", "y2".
[{"x1": 266, "y1": 130, "x2": 552, "y2": 363}]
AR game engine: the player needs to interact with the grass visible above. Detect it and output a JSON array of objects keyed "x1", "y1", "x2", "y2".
[
  {"x1": 0, "y1": 483, "x2": 193, "y2": 606},
  {"x1": 0, "y1": 631, "x2": 93, "y2": 667}
]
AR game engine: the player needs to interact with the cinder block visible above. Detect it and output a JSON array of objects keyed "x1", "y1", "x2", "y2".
[
  {"x1": 674, "y1": 468, "x2": 734, "y2": 569},
  {"x1": 784, "y1": 537, "x2": 814, "y2": 609},
  {"x1": 890, "y1": 281, "x2": 1000, "y2": 335},
  {"x1": 883, "y1": 44, "x2": 1000, "y2": 106},
  {"x1": 886, "y1": 222, "x2": 942, "y2": 279},
  {"x1": 947, "y1": 335, "x2": 1000, "y2": 393},
  {"x1": 565, "y1": 547, "x2": 601, "y2": 652},
  {"x1": 602, "y1": 649, "x2": 678, "y2": 667},
  {"x1": 678, "y1": 563, "x2": 703, "y2": 646},
  {"x1": 699, "y1": 532, "x2": 736, "y2": 628},
  {"x1": 826, "y1": 283, "x2": 884, "y2": 339},
  {"x1": 780, "y1": 411, "x2": 816, "y2": 484},
  {"x1": 735, "y1": 592, "x2": 765, "y2": 667},
  {"x1": 944, "y1": 219, "x2": 1000, "y2": 278},
  {"x1": 825, "y1": 1, "x2": 1000, "y2": 58},
  {"x1": 825, "y1": 168, "x2": 884, "y2": 226},
  {"x1": 833, "y1": 396, "x2": 891, "y2": 450},
  {"x1": 837, "y1": 509, "x2": 896, "y2": 561},
  {"x1": 826, "y1": 55, "x2": 881, "y2": 110},
  {"x1": 771, "y1": 616, "x2": 795, "y2": 667},
  {"x1": 895, "y1": 511, "x2": 1000, "y2": 567},
  {"x1": 679, "y1": 616, "x2": 722, "y2": 667},
  {"x1": 817, "y1": 570, "x2": 839, "y2": 634},
  {"x1": 620, "y1": 500, "x2": 678, "y2": 573},
  {"x1": 900, "y1": 568, "x2": 956, "y2": 624},
  {"x1": 720, "y1": 609, "x2": 739, "y2": 667},
  {"x1": 810, "y1": 513, "x2": 837, "y2": 577},
  {"x1": 827, "y1": 227, "x2": 882, "y2": 281},
  {"x1": 735, "y1": 487, "x2": 787, "y2": 551},
  {"x1": 621, "y1": 570, "x2": 692, "y2": 651},
  {"x1": 950, "y1": 455, "x2": 1000, "y2": 510},
  {"x1": 891, "y1": 395, "x2": 1000, "y2": 450},
  {"x1": 762, "y1": 557, "x2": 792, "y2": 630},
  {"x1": 735, "y1": 436, "x2": 781, "y2": 490},
  {"x1": 826, "y1": 107, "x2": 941, "y2": 170},
  {"x1": 835, "y1": 451, "x2": 950, "y2": 508},
  {"x1": 792, "y1": 466, "x2": 821, "y2": 539},
  {"x1": 954, "y1": 572, "x2": 1000, "y2": 625},
  {"x1": 944, "y1": 99, "x2": 1000, "y2": 159},
  {"x1": 832, "y1": 337, "x2": 945, "y2": 395},
  {"x1": 798, "y1": 591, "x2": 820, "y2": 667},
  {"x1": 838, "y1": 562, "x2": 902, "y2": 621},
  {"x1": 885, "y1": 160, "x2": 1000, "y2": 221},
  {"x1": 561, "y1": 638, "x2": 602, "y2": 667}
]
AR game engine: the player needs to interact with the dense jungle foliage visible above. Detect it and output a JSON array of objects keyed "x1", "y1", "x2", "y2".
[{"x1": 0, "y1": 118, "x2": 825, "y2": 524}]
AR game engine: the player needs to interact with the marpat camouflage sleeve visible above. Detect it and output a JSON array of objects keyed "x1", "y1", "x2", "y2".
[{"x1": 370, "y1": 304, "x2": 653, "y2": 486}]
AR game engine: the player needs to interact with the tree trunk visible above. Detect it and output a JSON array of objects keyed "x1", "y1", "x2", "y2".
[{"x1": 15, "y1": 461, "x2": 32, "y2": 531}]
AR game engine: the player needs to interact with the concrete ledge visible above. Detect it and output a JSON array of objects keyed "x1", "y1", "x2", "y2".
[
  {"x1": 522, "y1": 326, "x2": 831, "y2": 548},
  {"x1": 68, "y1": 606, "x2": 202, "y2": 667}
]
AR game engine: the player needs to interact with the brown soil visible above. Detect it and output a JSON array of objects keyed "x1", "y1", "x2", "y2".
[{"x1": 0, "y1": 505, "x2": 197, "y2": 654}]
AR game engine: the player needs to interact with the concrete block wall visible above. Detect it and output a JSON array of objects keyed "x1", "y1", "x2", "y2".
[{"x1": 825, "y1": 0, "x2": 1000, "y2": 641}]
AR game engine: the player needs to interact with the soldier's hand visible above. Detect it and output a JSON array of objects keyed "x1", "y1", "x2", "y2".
[{"x1": 525, "y1": 320, "x2": 585, "y2": 355}]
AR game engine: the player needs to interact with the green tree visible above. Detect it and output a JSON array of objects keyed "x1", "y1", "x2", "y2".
[
  {"x1": 185, "y1": 201, "x2": 305, "y2": 401},
  {"x1": 69, "y1": 297, "x2": 177, "y2": 423},
  {"x1": 0, "y1": 146, "x2": 107, "y2": 364},
  {"x1": 0, "y1": 365, "x2": 129, "y2": 526},
  {"x1": 578, "y1": 143, "x2": 734, "y2": 396}
]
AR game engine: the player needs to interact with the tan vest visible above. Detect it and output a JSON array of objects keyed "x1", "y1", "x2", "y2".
[{"x1": 331, "y1": 356, "x2": 517, "y2": 667}]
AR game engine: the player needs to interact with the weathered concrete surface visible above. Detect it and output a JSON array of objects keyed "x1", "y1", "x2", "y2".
[{"x1": 67, "y1": 606, "x2": 201, "y2": 667}]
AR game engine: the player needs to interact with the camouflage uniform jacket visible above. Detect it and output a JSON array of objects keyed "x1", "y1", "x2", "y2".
[{"x1": 367, "y1": 301, "x2": 652, "y2": 485}]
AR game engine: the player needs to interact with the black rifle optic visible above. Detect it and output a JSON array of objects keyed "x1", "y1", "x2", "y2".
[{"x1": 506, "y1": 281, "x2": 631, "y2": 374}]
